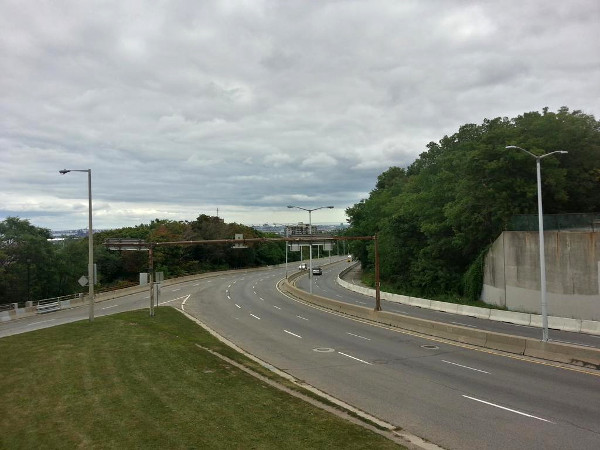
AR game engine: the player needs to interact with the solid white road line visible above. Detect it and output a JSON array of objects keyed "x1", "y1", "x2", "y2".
[
  {"x1": 338, "y1": 351, "x2": 372, "y2": 365},
  {"x1": 462, "y1": 395, "x2": 554, "y2": 423},
  {"x1": 550, "y1": 339, "x2": 598, "y2": 348},
  {"x1": 29, "y1": 319, "x2": 56, "y2": 326},
  {"x1": 181, "y1": 295, "x2": 190, "y2": 311},
  {"x1": 347, "y1": 332, "x2": 371, "y2": 341},
  {"x1": 102, "y1": 305, "x2": 119, "y2": 310},
  {"x1": 250, "y1": 314, "x2": 261, "y2": 320},
  {"x1": 450, "y1": 321, "x2": 477, "y2": 328},
  {"x1": 284, "y1": 330, "x2": 302, "y2": 338},
  {"x1": 442, "y1": 360, "x2": 490, "y2": 374},
  {"x1": 160, "y1": 294, "x2": 190, "y2": 305}
]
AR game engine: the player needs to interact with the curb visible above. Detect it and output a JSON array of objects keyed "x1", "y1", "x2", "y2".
[{"x1": 338, "y1": 263, "x2": 600, "y2": 336}]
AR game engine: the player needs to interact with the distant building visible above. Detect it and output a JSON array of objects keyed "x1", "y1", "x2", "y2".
[
  {"x1": 286, "y1": 222, "x2": 317, "y2": 236},
  {"x1": 251, "y1": 222, "x2": 348, "y2": 236}
]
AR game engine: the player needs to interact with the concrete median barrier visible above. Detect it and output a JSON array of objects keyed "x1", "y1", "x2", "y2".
[
  {"x1": 337, "y1": 263, "x2": 600, "y2": 336},
  {"x1": 483, "y1": 332, "x2": 527, "y2": 354},
  {"x1": 407, "y1": 297, "x2": 431, "y2": 309},
  {"x1": 581, "y1": 320, "x2": 600, "y2": 335},
  {"x1": 525, "y1": 340, "x2": 600, "y2": 369},
  {"x1": 547, "y1": 316, "x2": 582, "y2": 333},
  {"x1": 456, "y1": 305, "x2": 491, "y2": 320},
  {"x1": 429, "y1": 300, "x2": 459, "y2": 314},
  {"x1": 488, "y1": 309, "x2": 532, "y2": 326}
]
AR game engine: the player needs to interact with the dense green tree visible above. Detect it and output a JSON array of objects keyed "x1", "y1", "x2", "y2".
[
  {"x1": 347, "y1": 107, "x2": 600, "y2": 298},
  {"x1": 0, "y1": 218, "x2": 56, "y2": 303}
]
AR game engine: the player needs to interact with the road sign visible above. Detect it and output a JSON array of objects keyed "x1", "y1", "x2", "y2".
[
  {"x1": 233, "y1": 234, "x2": 247, "y2": 249},
  {"x1": 104, "y1": 238, "x2": 149, "y2": 251},
  {"x1": 78, "y1": 275, "x2": 88, "y2": 287}
]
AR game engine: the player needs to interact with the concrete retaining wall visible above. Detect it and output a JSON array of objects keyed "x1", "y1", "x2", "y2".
[
  {"x1": 284, "y1": 272, "x2": 600, "y2": 369},
  {"x1": 482, "y1": 231, "x2": 600, "y2": 321}
]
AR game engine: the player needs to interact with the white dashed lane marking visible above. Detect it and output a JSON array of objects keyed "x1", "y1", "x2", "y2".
[
  {"x1": 462, "y1": 395, "x2": 554, "y2": 423},
  {"x1": 284, "y1": 330, "x2": 302, "y2": 339},
  {"x1": 338, "y1": 352, "x2": 372, "y2": 365},
  {"x1": 442, "y1": 360, "x2": 490, "y2": 374},
  {"x1": 347, "y1": 332, "x2": 370, "y2": 341}
]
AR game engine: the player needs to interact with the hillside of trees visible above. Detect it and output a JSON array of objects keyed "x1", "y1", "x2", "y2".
[
  {"x1": 346, "y1": 107, "x2": 600, "y2": 301},
  {"x1": 0, "y1": 215, "x2": 310, "y2": 305}
]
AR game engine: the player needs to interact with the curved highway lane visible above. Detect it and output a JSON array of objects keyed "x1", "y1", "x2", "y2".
[
  {"x1": 2, "y1": 264, "x2": 599, "y2": 449},
  {"x1": 297, "y1": 261, "x2": 600, "y2": 349}
]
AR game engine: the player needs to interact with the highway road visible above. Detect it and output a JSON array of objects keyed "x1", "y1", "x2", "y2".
[
  {"x1": 301, "y1": 262, "x2": 600, "y2": 349},
  {"x1": 2, "y1": 260, "x2": 599, "y2": 449}
]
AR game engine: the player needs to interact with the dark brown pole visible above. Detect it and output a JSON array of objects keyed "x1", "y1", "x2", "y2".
[{"x1": 374, "y1": 234, "x2": 381, "y2": 311}]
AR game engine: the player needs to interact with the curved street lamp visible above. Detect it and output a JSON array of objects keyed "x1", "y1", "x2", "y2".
[
  {"x1": 506, "y1": 146, "x2": 567, "y2": 341},
  {"x1": 59, "y1": 169, "x2": 94, "y2": 322},
  {"x1": 287, "y1": 205, "x2": 334, "y2": 294}
]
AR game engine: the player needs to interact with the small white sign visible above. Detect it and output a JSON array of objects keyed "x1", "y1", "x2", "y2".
[{"x1": 78, "y1": 275, "x2": 88, "y2": 287}]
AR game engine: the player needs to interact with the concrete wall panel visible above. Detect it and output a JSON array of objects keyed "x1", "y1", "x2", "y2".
[{"x1": 482, "y1": 231, "x2": 600, "y2": 321}]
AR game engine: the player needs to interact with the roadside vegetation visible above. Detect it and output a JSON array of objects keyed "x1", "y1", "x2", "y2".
[
  {"x1": 346, "y1": 107, "x2": 600, "y2": 301},
  {"x1": 0, "y1": 307, "x2": 402, "y2": 449},
  {"x1": 0, "y1": 214, "x2": 346, "y2": 305}
]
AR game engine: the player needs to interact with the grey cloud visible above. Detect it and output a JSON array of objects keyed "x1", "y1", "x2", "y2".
[{"x1": 1, "y1": 0, "x2": 598, "y2": 229}]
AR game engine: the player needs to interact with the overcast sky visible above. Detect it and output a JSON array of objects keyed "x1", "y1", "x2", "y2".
[{"x1": 1, "y1": 0, "x2": 599, "y2": 231}]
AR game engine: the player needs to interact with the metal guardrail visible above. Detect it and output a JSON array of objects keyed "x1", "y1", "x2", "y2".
[{"x1": 36, "y1": 299, "x2": 61, "y2": 314}]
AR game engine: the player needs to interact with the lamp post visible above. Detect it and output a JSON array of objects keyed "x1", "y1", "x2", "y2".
[
  {"x1": 506, "y1": 146, "x2": 567, "y2": 342},
  {"x1": 287, "y1": 205, "x2": 334, "y2": 294},
  {"x1": 60, "y1": 169, "x2": 94, "y2": 322}
]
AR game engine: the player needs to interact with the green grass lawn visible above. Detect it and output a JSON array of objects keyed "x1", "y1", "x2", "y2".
[{"x1": 0, "y1": 308, "x2": 402, "y2": 449}]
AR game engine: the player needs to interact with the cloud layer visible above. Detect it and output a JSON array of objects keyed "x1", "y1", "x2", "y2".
[{"x1": 1, "y1": 0, "x2": 599, "y2": 229}]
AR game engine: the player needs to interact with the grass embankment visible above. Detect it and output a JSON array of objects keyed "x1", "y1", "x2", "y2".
[{"x1": 0, "y1": 308, "x2": 402, "y2": 449}]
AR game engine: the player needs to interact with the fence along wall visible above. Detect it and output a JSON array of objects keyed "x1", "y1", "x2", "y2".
[{"x1": 482, "y1": 231, "x2": 600, "y2": 321}]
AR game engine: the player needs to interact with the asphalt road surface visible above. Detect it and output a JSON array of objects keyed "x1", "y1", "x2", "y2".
[
  {"x1": 2, "y1": 261, "x2": 599, "y2": 449},
  {"x1": 300, "y1": 261, "x2": 600, "y2": 349}
]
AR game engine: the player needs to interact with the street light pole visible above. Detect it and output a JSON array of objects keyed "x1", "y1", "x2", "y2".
[
  {"x1": 506, "y1": 146, "x2": 567, "y2": 342},
  {"x1": 60, "y1": 169, "x2": 94, "y2": 322},
  {"x1": 287, "y1": 205, "x2": 334, "y2": 294}
]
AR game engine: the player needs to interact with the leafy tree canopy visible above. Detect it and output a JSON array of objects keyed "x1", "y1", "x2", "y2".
[{"x1": 346, "y1": 107, "x2": 600, "y2": 298}]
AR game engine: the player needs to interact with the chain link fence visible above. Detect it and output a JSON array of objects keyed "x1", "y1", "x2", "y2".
[{"x1": 508, "y1": 213, "x2": 600, "y2": 232}]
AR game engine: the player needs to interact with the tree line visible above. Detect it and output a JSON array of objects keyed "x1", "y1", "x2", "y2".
[
  {"x1": 345, "y1": 107, "x2": 600, "y2": 301},
  {"x1": 0, "y1": 214, "x2": 343, "y2": 305}
]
